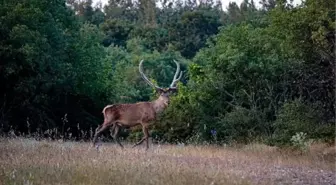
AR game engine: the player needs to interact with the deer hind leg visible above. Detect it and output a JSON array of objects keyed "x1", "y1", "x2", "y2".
[
  {"x1": 92, "y1": 122, "x2": 112, "y2": 147},
  {"x1": 132, "y1": 125, "x2": 149, "y2": 150},
  {"x1": 112, "y1": 124, "x2": 124, "y2": 148},
  {"x1": 95, "y1": 125, "x2": 102, "y2": 133},
  {"x1": 92, "y1": 125, "x2": 102, "y2": 146}
]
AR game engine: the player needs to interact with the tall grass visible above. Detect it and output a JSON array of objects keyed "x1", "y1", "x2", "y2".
[{"x1": 0, "y1": 138, "x2": 334, "y2": 185}]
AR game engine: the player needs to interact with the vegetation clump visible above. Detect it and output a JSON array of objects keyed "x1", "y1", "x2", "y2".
[{"x1": 0, "y1": 0, "x2": 334, "y2": 147}]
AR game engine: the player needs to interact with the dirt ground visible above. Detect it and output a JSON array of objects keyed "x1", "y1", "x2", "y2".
[{"x1": 0, "y1": 138, "x2": 335, "y2": 185}]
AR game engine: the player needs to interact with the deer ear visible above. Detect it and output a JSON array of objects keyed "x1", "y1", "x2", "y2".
[
  {"x1": 156, "y1": 88, "x2": 164, "y2": 94},
  {"x1": 168, "y1": 88, "x2": 178, "y2": 93}
]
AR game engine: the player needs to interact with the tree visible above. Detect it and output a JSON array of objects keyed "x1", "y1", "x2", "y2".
[
  {"x1": 269, "y1": 0, "x2": 335, "y2": 121},
  {"x1": 0, "y1": 0, "x2": 110, "y2": 138},
  {"x1": 66, "y1": 0, "x2": 105, "y2": 25}
]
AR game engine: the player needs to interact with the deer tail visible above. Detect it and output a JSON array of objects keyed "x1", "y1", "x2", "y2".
[{"x1": 102, "y1": 105, "x2": 115, "y2": 117}]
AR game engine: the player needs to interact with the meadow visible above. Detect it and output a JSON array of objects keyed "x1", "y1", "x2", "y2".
[{"x1": 0, "y1": 138, "x2": 334, "y2": 185}]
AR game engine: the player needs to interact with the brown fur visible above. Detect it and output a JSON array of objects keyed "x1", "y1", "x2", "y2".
[
  {"x1": 92, "y1": 59, "x2": 182, "y2": 149},
  {"x1": 102, "y1": 94, "x2": 169, "y2": 127},
  {"x1": 103, "y1": 103, "x2": 155, "y2": 127},
  {"x1": 92, "y1": 90, "x2": 172, "y2": 149}
]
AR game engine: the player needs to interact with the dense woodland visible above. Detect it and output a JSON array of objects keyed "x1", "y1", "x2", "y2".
[{"x1": 0, "y1": 0, "x2": 334, "y2": 146}]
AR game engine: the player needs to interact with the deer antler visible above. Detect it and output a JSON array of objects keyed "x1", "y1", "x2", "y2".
[
  {"x1": 94, "y1": 59, "x2": 183, "y2": 150},
  {"x1": 139, "y1": 60, "x2": 161, "y2": 89},
  {"x1": 170, "y1": 60, "x2": 183, "y2": 88}
]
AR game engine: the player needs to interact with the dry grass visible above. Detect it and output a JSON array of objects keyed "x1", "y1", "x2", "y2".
[{"x1": 0, "y1": 138, "x2": 334, "y2": 185}]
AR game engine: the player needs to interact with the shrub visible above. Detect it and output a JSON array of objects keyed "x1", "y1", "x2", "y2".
[
  {"x1": 290, "y1": 132, "x2": 312, "y2": 152},
  {"x1": 214, "y1": 107, "x2": 269, "y2": 144},
  {"x1": 270, "y1": 99, "x2": 334, "y2": 146}
]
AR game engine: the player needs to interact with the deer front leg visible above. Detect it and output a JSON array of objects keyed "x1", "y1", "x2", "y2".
[
  {"x1": 92, "y1": 124, "x2": 111, "y2": 147},
  {"x1": 112, "y1": 124, "x2": 124, "y2": 148},
  {"x1": 109, "y1": 123, "x2": 117, "y2": 138},
  {"x1": 132, "y1": 125, "x2": 149, "y2": 150}
]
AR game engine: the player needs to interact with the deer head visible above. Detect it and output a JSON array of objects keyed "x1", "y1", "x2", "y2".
[{"x1": 139, "y1": 59, "x2": 183, "y2": 106}]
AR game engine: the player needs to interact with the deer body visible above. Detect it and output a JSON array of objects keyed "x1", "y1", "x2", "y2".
[
  {"x1": 92, "y1": 60, "x2": 182, "y2": 149},
  {"x1": 103, "y1": 97, "x2": 168, "y2": 128}
]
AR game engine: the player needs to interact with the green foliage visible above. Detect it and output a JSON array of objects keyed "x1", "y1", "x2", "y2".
[
  {"x1": 175, "y1": 9, "x2": 222, "y2": 58},
  {"x1": 272, "y1": 100, "x2": 322, "y2": 145},
  {"x1": 104, "y1": 38, "x2": 187, "y2": 105},
  {"x1": 0, "y1": 0, "x2": 334, "y2": 147},
  {"x1": 71, "y1": 23, "x2": 109, "y2": 100},
  {"x1": 215, "y1": 107, "x2": 268, "y2": 143},
  {"x1": 160, "y1": 21, "x2": 289, "y2": 143},
  {"x1": 290, "y1": 132, "x2": 312, "y2": 152},
  {"x1": 155, "y1": 0, "x2": 334, "y2": 145},
  {"x1": 268, "y1": 0, "x2": 335, "y2": 121},
  {"x1": 270, "y1": 99, "x2": 334, "y2": 146},
  {"x1": 101, "y1": 19, "x2": 134, "y2": 47},
  {"x1": 66, "y1": 0, "x2": 105, "y2": 25},
  {"x1": 154, "y1": 84, "x2": 201, "y2": 143},
  {"x1": 0, "y1": 0, "x2": 109, "y2": 136},
  {"x1": 222, "y1": 0, "x2": 262, "y2": 25}
]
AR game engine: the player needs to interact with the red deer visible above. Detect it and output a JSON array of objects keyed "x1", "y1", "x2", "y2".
[{"x1": 92, "y1": 59, "x2": 183, "y2": 149}]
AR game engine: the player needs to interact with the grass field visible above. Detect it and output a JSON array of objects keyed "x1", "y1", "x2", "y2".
[{"x1": 0, "y1": 138, "x2": 335, "y2": 185}]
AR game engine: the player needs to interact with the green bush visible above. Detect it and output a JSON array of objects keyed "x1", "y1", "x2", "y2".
[
  {"x1": 270, "y1": 99, "x2": 334, "y2": 146},
  {"x1": 290, "y1": 132, "x2": 312, "y2": 152},
  {"x1": 214, "y1": 107, "x2": 269, "y2": 144}
]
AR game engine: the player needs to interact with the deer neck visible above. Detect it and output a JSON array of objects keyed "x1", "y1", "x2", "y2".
[{"x1": 152, "y1": 96, "x2": 168, "y2": 114}]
